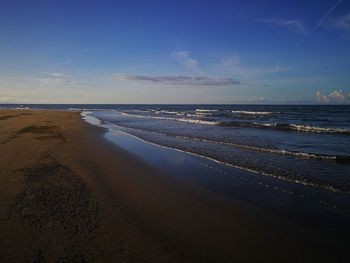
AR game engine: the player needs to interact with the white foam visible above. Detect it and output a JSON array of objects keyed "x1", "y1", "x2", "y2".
[
  {"x1": 196, "y1": 109, "x2": 218, "y2": 112},
  {"x1": 248, "y1": 122, "x2": 350, "y2": 134},
  {"x1": 81, "y1": 111, "x2": 102, "y2": 126},
  {"x1": 155, "y1": 110, "x2": 179, "y2": 115},
  {"x1": 120, "y1": 112, "x2": 219, "y2": 125},
  {"x1": 231, "y1": 110, "x2": 273, "y2": 115},
  {"x1": 68, "y1": 107, "x2": 83, "y2": 111},
  {"x1": 15, "y1": 106, "x2": 31, "y2": 110},
  {"x1": 290, "y1": 124, "x2": 349, "y2": 134}
]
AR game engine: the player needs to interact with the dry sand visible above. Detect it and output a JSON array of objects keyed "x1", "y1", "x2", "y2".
[{"x1": 0, "y1": 109, "x2": 346, "y2": 262}]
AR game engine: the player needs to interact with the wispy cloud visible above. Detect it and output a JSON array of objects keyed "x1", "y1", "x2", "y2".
[
  {"x1": 258, "y1": 19, "x2": 307, "y2": 36},
  {"x1": 0, "y1": 94, "x2": 34, "y2": 103},
  {"x1": 328, "y1": 12, "x2": 350, "y2": 34},
  {"x1": 259, "y1": 1, "x2": 343, "y2": 40},
  {"x1": 213, "y1": 54, "x2": 289, "y2": 80},
  {"x1": 38, "y1": 78, "x2": 74, "y2": 84},
  {"x1": 316, "y1": 89, "x2": 350, "y2": 104},
  {"x1": 335, "y1": 12, "x2": 350, "y2": 31},
  {"x1": 306, "y1": 0, "x2": 343, "y2": 39},
  {"x1": 171, "y1": 51, "x2": 202, "y2": 74},
  {"x1": 248, "y1": 97, "x2": 266, "y2": 103},
  {"x1": 38, "y1": 72, "x2": 74, "y2": 85},
  {"x1": 47, "y1": 72, "x2": 64, "y2": 78},
  {"x1": 0, "y1": 96, "x2": 11, "y2": 103},
  {"x1": 114, "y1": 74, "x2": 240, "y2": 86},
  {"x1": 216, "y1": 55, "x2": 241, "y2": 71}
]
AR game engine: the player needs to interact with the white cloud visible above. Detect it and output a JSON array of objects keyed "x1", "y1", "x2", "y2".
[
  {"x1": 171, "y1": 51, "x2": 202, "y2": 74},
  {"x1": 258, "y1": 19, "x2": 307, "y2": 36},
  {"x1": 114, "y1": 74, "x2": 240, "y2": 86},
  {"x1": 316, "y1": 90, "x2": 350, "y2": 104}
]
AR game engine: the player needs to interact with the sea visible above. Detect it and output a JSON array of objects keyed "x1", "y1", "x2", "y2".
[
  {"x1": 2, "y1": 103, "x2": 350, "y2": 243},
  {"x1": 3, "y1": 104, "x2": 349, "y2": 193}
]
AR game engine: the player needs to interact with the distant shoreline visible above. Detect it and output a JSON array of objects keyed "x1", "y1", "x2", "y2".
[{"x1": 1, "y1": 103, "x2": 350, "y2": 106}]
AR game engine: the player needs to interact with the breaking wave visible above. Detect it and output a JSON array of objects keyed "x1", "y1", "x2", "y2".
[
  {"x1": 196, "y1": 109, "x2": 218, "y2": 112},
  {"x1": 107, "y1": 121, "x2": 350, "y2": 163},
  {"x1": 221, "y1": 122, "x2": 350, "y2": 135},
  {"x1": 121, "y1": 111, "x2": 350, "y2": 135},
  {"x1": 120, "y1": 112, "x2": 220, "y2": 125},
  {"x1": 231, "y1": 110, "x2": 274, "y2": 115}
]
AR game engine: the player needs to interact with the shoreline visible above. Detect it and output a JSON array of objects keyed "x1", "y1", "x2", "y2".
[{"x1": 0, "y1": 109, "x2": 347, "y2": 262}]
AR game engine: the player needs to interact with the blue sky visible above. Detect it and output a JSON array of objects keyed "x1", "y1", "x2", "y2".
[{"x1": 0, "y1": 0, "x2": 349, "y2": 104}]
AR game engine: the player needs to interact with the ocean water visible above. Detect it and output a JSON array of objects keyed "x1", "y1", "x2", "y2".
[{"x1": 2, "y1": 104, "x2": 350, "y2": 194}]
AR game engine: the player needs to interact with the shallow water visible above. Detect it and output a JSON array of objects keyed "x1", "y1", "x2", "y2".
[
  {"x1": 81, "y1": 114, "x2": 350, "y2": 245},
  {"x1": 88, "y1": 105, "x2": 350, "y2": 194}
]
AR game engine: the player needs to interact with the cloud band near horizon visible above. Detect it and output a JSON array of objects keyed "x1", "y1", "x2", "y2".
[{"x1": 114, "y1": 74, "x2": 240, "y2": 86}]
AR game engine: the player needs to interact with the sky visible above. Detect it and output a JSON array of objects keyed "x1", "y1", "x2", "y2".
[{"x1": 0, "y1": 0, "x2": 350, "y2": 104}]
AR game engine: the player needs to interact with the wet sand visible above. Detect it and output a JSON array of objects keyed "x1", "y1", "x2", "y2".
[{"x1": 0, "y1": 109, "x2": 346, "y2": 262}]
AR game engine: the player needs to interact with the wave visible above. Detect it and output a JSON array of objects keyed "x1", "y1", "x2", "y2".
[
  {"x1": 179, "y1": 136, "x2": 350, "y2": 163},
  {"x1": 99, "y1": 118, "x2": 350, "y2": 163},
  {"x1": 69, "y1": 107, "x2": 114, "y2": 111},
  {"x1": 231, "y1": 110, "x2": 274, "y2": 115},
  {"x1": 145, "y1": 129, "x2": 350, "y2": 162},
  {"x1": 174, "y1": 118, "x2": 218, "y2": 125},
  {"x1": 155, "y1": 110, "x2": 183, "y2": 115},
  {"x1": 68, "y1": 107, "x2": 83, "y2": 111},
  {"x1": 15, "y1": 106, "x2": 31, "y2": 110},
  {"x1": 104, "y1": 124, "x2": 349, "y2": 194},
  {"x1": 196, "y1": 109, "x2": 218, "y2": 112},
  {"x1": 289, "y1": 124, "x2": 350, "y2": 134},
  {"x1": 221, "y1": 122, "x2": 350, "y2": 135},
  {"x1": 120, "y1": 112, "x2": 219, "y2": 125},
  {"x1": 83, "y1": 112, "x2": 350, "y2": 193},
  {"x1": 133, "y1": 109, "x2": 186, "y2": 115},
  {"x1": 131, "y1": 109, "x2": 151, "y2": 113},
  {"x1": 120, "y1": 111, "x2": 350, "y2": 135}
]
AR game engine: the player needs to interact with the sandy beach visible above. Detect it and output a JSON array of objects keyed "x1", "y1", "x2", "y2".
[{"x1": 0, "y1": 109, "x2": 346, "y2": 262}]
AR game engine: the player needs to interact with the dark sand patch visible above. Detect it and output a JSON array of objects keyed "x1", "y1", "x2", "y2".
[
  {"x1": 8, "y1": 156, "x2": 100, "y2": 261},
  {"x1": 25, "y1": 250, "x2": 46, "y2": 263},
  {"x1": 10, "y1": 156, "x2": 100, "y2": 235},
  {"x1": 0, "y1": 115, "x2": 19, "y2": 121},
  {"x1": 34, "y1": 133, "x2": 66, "y2": 143},
  {"x1": 16, "y1": 157, "x2": 70, "y2": 183},
  {"x1": 1, "y1": 134, "x2": 19, "y2": 144},
  {"x1": 13, "y1": 125, "x2": 66, "y2": 143},
  {"x1": 2, "y1": 125, "x2": 65, "y2": 144},
  {"x1": 18, "y1": 125, "x2": 58, "y2": 134}
]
